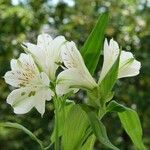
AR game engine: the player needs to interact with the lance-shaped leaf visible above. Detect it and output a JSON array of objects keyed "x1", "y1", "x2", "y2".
[
  {"x1": 50, "y1": 100, "x2": 74, "y2": 143},
  {"x1": 107, "y1": 100, "x2": 146, "y2": 150},
  {"x1": 80, "y1": 13, "x2": 109, "y2": 75},
  {"x1": 0, "y1": 122, "x2": 44, "y2": 149},
  {"x1": 81, "y1": 105, "x2": 119, "y2": 150},
  {"x1": 62, "y1": 105, "x2": 90, "y2": 150}
]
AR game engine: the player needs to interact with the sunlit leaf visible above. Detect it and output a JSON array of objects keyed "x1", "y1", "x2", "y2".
[
  {"x1": 106, "y1": 100, "x2": 126, "y2": 112},
  {"x1": 81, "y1": 105, "x2": 119, "y2": 150},
  {"x1": 107, "y1": 100, "x2": 146, "y2": 150},
  {"x1": 62, "y1": 105, "x2": 89, "y2": 150},
  {"x1": 81, "y1": 13, "x2": 109, "y2": 75},
  {"x1": 50, "y1": 100, "x2": 74, "y2": 143}
]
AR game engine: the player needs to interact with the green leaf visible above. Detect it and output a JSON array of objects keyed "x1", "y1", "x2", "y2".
[
  {"x1": 119, "y1": 110, "x2": 146, "y2": 150},
  {"x1": 81, "y1": 134, "x2": 95, "y2": 150},
  {"x1": 51, "y1": 99, "x2": 74, "y2": 143},
  {"x1": 106, "y1": 100, "x2": 126, "y2": 112},
  {"x1": 107, "y1": 101, "x2": 146, "y2": 150},
  {"x1": 87, "y1": 88, "x2": 101, "y2": 107},
  {"x1": 0, "y1": 122, "x2": 44, "y2": 149},
  {"x1": 80, "y1": 13, "x2": 109, "y2": 75},
  {"x1": 62, "y1": 104, "x2": 90, "y2": 150},
  {"x1": 98, "y1": 50, "x2": 120, "y2": 105},
  {"x1": 81, "y1": 105, "x2": 119, "y2": 150}
]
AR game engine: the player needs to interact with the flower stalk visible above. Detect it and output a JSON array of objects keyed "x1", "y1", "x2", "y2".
[{"x1": 54, "y1": 96, "x2": 60, "y2": 150}]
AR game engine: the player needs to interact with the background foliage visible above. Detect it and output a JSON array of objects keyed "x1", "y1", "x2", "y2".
[{"x1": 0, "y1": 0, "x2": 149, "y2": 149}]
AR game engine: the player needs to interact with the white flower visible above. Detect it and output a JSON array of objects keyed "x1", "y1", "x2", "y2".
[
  {"x1": 4, "y1": 53, "x2": 53, "y2": 116},
  {"x1": 99, "y1": 38, "x2": 141, "y2": 82},
  {"x1": 56, "y1": 41, "x2": 97, "y2": 95},
  {"x1": 23, "y1": 34, "x2": 66, "y2": 81}
]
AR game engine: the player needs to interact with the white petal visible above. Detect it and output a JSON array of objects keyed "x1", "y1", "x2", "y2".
[
  {"x1": 18, "y1": 53, "x2": 39, "y2": 73},
  {"x1": 7, "y1": 88, "x2": 35, "y2": 114},
  {"x1": 7, "y1": 87, "x2": 53, "y2": 115},
  {"x1": 4, "y1": 71, "x2": 26, "y2": 87},
  {"x1": 10, "y1": 59, "x2": 20, "y2": 70},
  {"x1": 37, "y1": 34, "x2": 53, "y2": 49},
  {"x1": 25, "y1": 34, "x2": 66, "y2": 80},
  {"x1": 34, "y1": 88, "x2": 53, "y2": 116},
  {"x1": 37, "y1": 34, "x2": 53, "y2": 76},
  {"x1": 25, "y1": 43, "x2": 43, "y2": 59},
  {"x1": 26, "y1": 42, "x2": 52, "y2": 79},
  {"x1": 56, "y1": 68, "x2": 96, "y2": 95},
  {"x1": 37, "y1": 34, "x2": 52, "y2": 69},
  {"x1": 10, "y1": 54, "x2": 39, "y2": 73},
  {"x1": 109, "y1": 39, "x2": 119, "y2": 52},
  {"x1": 40, "y1": 72, "x2": 50, "y2": 86},
  {"x1": 58, "y1": 41, "x2": 97, "y2": 94},
  {"x1": 118, "y1": 51, "x2": 141, "y2": 78},
  {"x1": 104, "y1": 38, "x2": 109, "y2": 52},
  {"x1": 51, "y1": 35, "x2": 66, "y2": 62},
  {"x1": 99, "y1": 38, "x2": 119, "y2": 82},
  {"x1": 24, "y1": 43, "x2": 45, "y2": 70},
  {"x1": 61, "y1": 41, "x2": 85, "y2": 69},
  {"x1": 4, "y1": 54, "x2": 39, "y2": 87},
  {"x1": 103, "y1": 38, "x2": 119, "y2": 60},
  {"x1": 46, "y1": 36, "x2": 66, "y2": 80},
  {"x1": 56, "y1": 82, "x2": 78, "y2": 96},
  {"x1": 118, "y1": 61, "x2": 141, "y2": 78},
  {"x1": 119, "y1": 51, "x2": 133, "y2": 65}
]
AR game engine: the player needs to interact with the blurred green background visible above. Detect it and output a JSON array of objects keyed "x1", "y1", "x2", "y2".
[{"x1": 0, "y1": 0, "x2": 150, "y2": 149}]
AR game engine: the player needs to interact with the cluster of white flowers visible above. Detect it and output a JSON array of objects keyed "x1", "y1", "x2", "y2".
[{"x1": 4, "y1": 34, "x2": 141, "y2": 116}]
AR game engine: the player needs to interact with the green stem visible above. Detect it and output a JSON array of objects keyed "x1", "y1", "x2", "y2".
[
  {"x1": 44, "y1": 143, "x2": 53, "y2": 150},
  {"x1": 54, "y1": 96, "x2": 59, "y2": 150}
]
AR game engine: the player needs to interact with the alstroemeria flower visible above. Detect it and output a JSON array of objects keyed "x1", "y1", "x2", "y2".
[
  {"x1": 24, "y1": 34, "x2": 66, "y2": 81},
  {"x1": 99, "y1": 38, "x2": 141, "y2": 82},
  {"x1": 56, "y1": 41, "x2": 97, "y2": 95},
  {"x1": 4, "y1": 53, "x2": 53, "y2": 116}
]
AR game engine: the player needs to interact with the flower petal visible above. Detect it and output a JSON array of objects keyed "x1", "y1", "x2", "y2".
[
  {"x1": 118, "y1": 51, "x2": 141, "y2": 78},
  {"x1": 61, "y1": 41, "x2": 85, "y2": 69},
  {"x1": 50, "y1": 35, "x2": 66, "y2": 62},
  {"x1": 7, "y1": 88, "x2": 35, "y2": 114},
  {"x1": 4, "y1": 54, "x2": 39, "y2": 87},
  {"x1": 24, "y1": 43, "x2": 46, "y2": 71},
  {"x1": 37, "y1": 34, "x2": 53, "y2": 50},
  {"x1": 99, "y1": 38, "x2": 119, "y2": 82},
  {"x1": 109, "y1": 38, "x2": 119, "y2": 52},
  {"x1": 34, "y1": 88, "x2": 53, "y2": 116},
  {"x1": 18, "y1": 53, "x2": 39, "y2": 73},
  {"x1": 58, "y1": 41, "x2": 97, "y2": 94},
  {"x1": 56, "y1": 68, "x2": 96, "y2": 95},
  {"x1": 4, "y1": 71, "x2": 26, "y2": 87},
  {"x1": 7, "y1": 87, "x2": 53, "y2": 115},
  {"x1": 25, "y1": 34, "x2": 66, "y2": 80},
  {"x1": 56, "y1": 79, "x2": 78, "y2": 96},
  {"x1": 40, "y1": 72, "x2": 50, "y2": 86},
  {"x1": 47, "y1": 36, "x2": 66, "y2": 80},
  {"x1": 10, "y1": 59, "x2": 20, "y2": 70}
]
